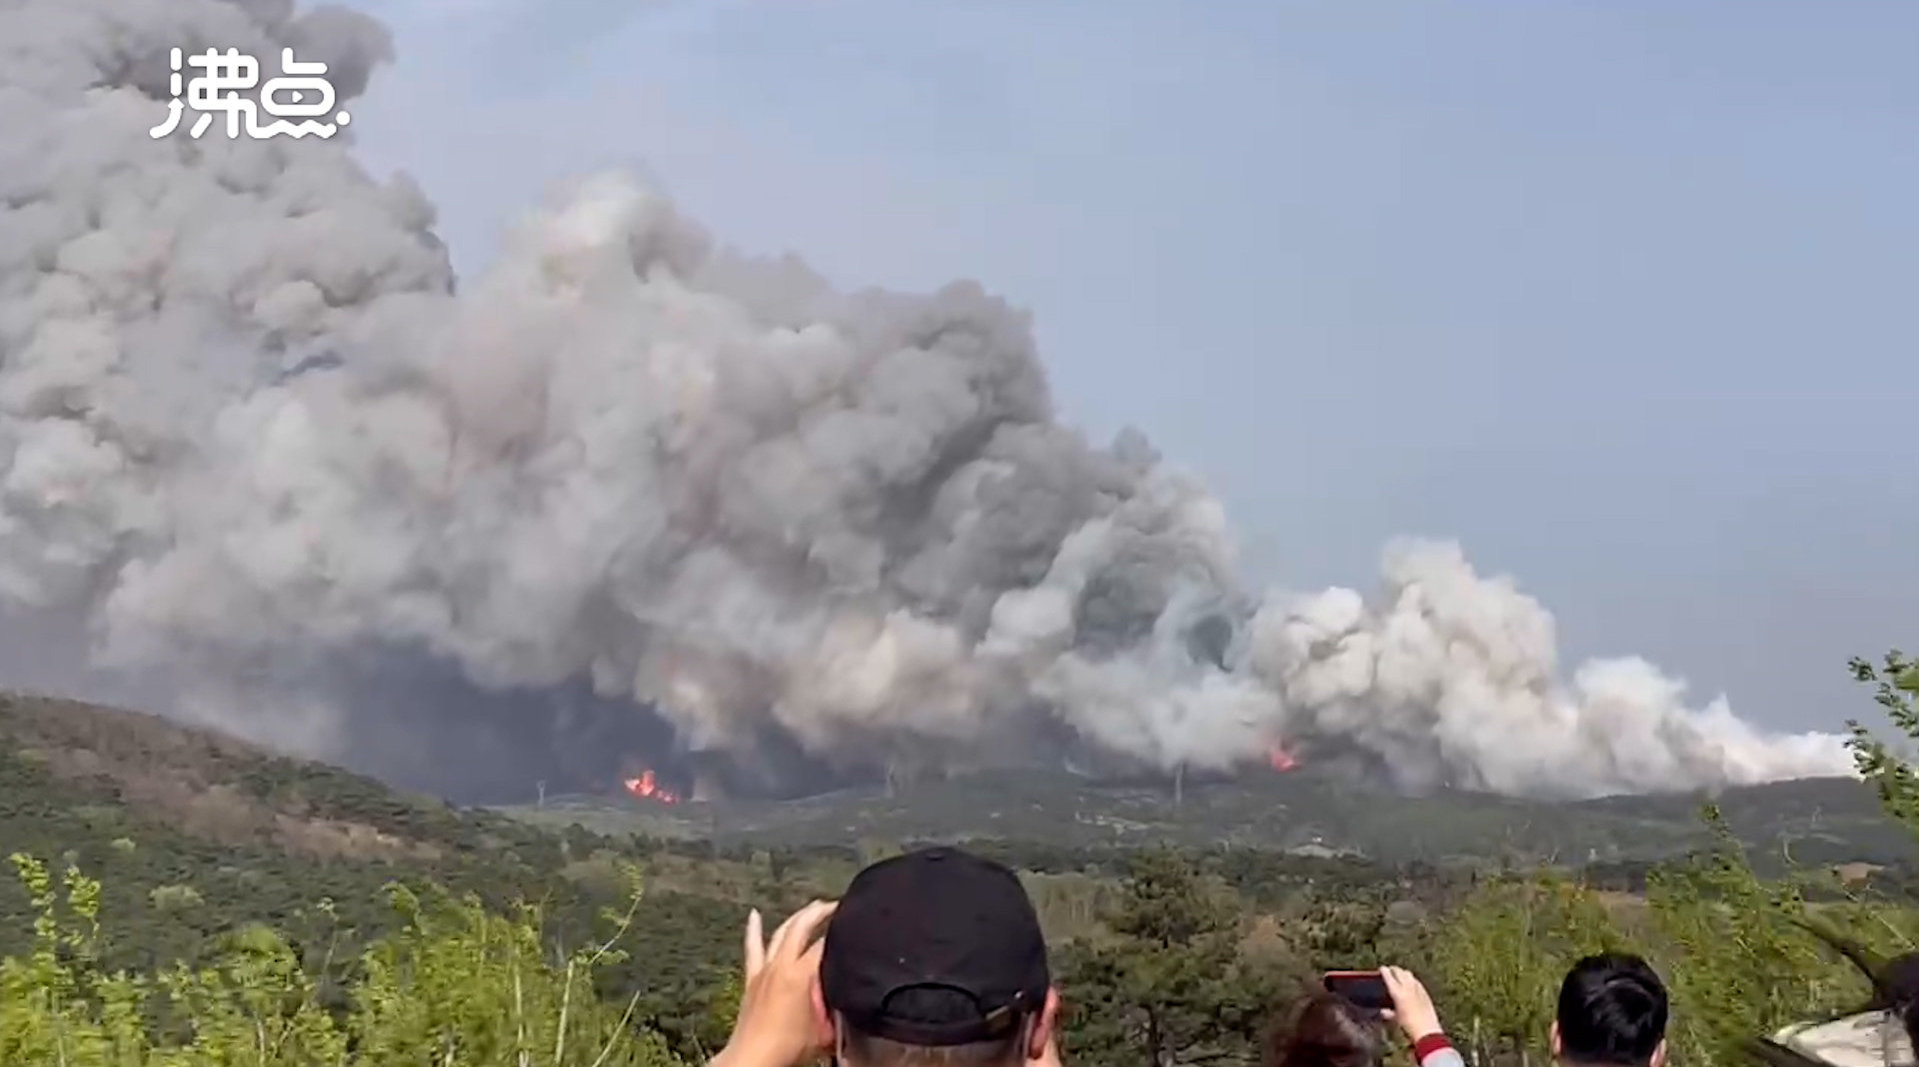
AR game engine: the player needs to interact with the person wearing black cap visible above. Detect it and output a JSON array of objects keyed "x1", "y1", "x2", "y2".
[
  {"x1": 710, "y1": 846, "x2": 1064, "y2": 1067},
  {"x1": 820, "y1": 845, "x2": 1061, "y2": 1067}
]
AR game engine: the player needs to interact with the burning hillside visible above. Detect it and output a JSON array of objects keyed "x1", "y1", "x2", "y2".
[{"x1": 622, "y1": 769, "x2": 679, "y2": 805}]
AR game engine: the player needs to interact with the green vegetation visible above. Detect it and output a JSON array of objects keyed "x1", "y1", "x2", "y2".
[
  {"x1": 1399, "y1": 651, "x2": 1919, "y2": 1067},
  {"x1": 509, "y1": 764, "x2": 1911, "y2": 870},
  {"x1": 0, "y1": 853, "x2": 683, "y2": 1065},
  {"x1": 0, "y1": 651, "x2": 1915, "y2": 1065}
]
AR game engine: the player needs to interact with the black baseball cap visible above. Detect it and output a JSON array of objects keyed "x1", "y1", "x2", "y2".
[{"x1": 821, "y1": 847, "x2": 1051, "y2": 1047}]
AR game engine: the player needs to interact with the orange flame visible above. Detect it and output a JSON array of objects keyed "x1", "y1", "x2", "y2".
[
  {"x1": 1266, "y1": 745, "x2": 1299, "y2": 772},
  {"x1": 622, "y1": 769, "x2": 680, "y2": 805}
]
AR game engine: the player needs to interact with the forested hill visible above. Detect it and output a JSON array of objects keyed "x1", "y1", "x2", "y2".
[
  {"x1": 516, "y1": 761, "x2": 1906, "y2": 868},
  {"x1": 0, "y1": 690, "x2": 759, "y2": 1055},
  {"x1": 3, "y1": 690, "x2": 1909, "y2": 877},
  {"x1": 0, "y1": 688, "x2": 1913, "y2": 1063},
  {"x1": 0, "y1": 689, "x2": 1445, "y2": 1057}
]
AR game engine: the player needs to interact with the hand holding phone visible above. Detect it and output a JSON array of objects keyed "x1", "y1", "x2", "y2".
[
  {"x1": 1321, "y1": 970, "x2": 1392, "y2": 1012},
  {"x1": 1378, "y1": 966, "x2": 1444, "y2": 1042}
]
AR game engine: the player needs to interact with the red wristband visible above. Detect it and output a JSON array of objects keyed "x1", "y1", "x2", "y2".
[{"x1": 1413, "y1": 1034, "x2": 1454, "y2": 1062}]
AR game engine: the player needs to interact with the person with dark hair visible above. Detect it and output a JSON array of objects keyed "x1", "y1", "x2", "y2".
[
  {"x1": 1266, "y1": 992, "x2": 1387, "y2": 1067},
  {"x1": 1553, "y1": 954, "x2": 1670, "y2": 1067},
  {"x1": 711, "y1": 846, "x2": 1062, "y2": 1067},
  {"x1": 1264, "y1": 967, "x2": 1463, "y2": 1067}
]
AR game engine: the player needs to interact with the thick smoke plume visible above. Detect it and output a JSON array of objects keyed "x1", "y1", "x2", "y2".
[{"x1": 0, "y1": 0, "x2": 1854, "y2": 801}]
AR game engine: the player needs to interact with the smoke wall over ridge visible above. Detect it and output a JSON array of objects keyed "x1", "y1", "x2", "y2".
[{"x1": 0, "y1": 0, "x2": 1855, "y2": 802}]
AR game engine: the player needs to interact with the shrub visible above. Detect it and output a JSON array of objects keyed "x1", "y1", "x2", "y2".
[{"x1": 0, "y1": 852, "x2": 685, "y2": 1066}]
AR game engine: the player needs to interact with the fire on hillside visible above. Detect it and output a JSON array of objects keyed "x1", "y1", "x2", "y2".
[{"x1": 622, "y1": 769, "x2": 680, "y2": 805}]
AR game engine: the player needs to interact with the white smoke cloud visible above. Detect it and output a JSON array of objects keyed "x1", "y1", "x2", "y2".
[{"x1": 0, "y1": 0, "x2": 1855, "y2": 800}]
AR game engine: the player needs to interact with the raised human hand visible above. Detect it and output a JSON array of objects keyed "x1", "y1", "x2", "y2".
[
  {"x1": 1380, "y1": 966, "x2": 1444, "y2": 1044},
  {"x1": 713, "y1": 900, "x2": 839, "y2": 1067}
]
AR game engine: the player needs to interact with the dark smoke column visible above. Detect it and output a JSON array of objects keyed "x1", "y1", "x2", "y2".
[{"x1": 0, "y1": 0, "x2": 1855, "y2": 802}]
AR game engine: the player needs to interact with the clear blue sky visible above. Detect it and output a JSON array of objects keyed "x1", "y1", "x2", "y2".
[{"x1": 336, "y1": 0, "x2": 1918, "y2": 734}]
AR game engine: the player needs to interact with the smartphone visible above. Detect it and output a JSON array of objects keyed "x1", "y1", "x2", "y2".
[{"x1": 1322, "y1": 970, "x2": 1392, "y2": 1012}]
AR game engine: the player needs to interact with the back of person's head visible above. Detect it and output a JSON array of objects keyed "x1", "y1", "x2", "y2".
[
  {"x1": 819, "y1": 847, "x2": 1057, "y2": 1067},
  {"x1": 1554, "y1": 954, "x2": 1669, "y2": 1067},
  {"x1": 1264, "y1": 992, "x2": 1386, "y2": 1067}
]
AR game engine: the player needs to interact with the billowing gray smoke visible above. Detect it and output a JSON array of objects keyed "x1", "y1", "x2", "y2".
[{"x1": 0, "y1": 0, "x2": 1856, "y2": 801}]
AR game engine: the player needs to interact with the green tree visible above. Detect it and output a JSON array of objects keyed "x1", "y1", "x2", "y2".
[
  {"x1": 1848, "y1": 650, "x2": 1919, "y2": 833},
  {"x1": 1628, "y1": 652, "x2": 1919, "y2": 1067},
  {"x1": 1639, "y1": 807, "x2": 1864, "y2": 1067},
  {"x1": 1059, "y1": 849, "x2": 1289, "y2": 1067},
  {"x1": 0, "y1": 853, "x2": 688, "y2": 1066},
  {"x1": 1426, "y1": 872, "x2": 1627, "y2": 1067},
  {"x1": 1297, "y1": 892, "x2": 1390, "y2": 969}
]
